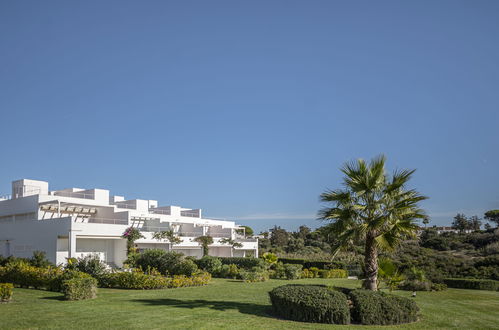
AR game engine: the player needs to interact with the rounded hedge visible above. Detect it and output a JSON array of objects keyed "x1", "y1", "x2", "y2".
[
  {"x1": 268, "y1": 284, "x2": 350, "y2": 324},
  {"x1": 349, "y1": 289, "x2": 419, "y2": 325}
]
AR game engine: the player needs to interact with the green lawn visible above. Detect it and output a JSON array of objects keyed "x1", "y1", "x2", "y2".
[{"x1": 1, "y1": 278, "x2": 498, "y2": 329}]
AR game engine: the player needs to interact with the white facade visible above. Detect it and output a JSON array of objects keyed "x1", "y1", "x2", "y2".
[{"x1": 0, "y1": 179, "x2": 258, "y2": 267}]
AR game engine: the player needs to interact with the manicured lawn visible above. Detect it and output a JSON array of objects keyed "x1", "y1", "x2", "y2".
[{"x1": 1, "y1": 278, "x2": 498, "y2": 329}]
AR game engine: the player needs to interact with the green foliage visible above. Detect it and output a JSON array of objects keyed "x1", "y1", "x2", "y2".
[
  {"x1": 218, "y1": 238, "x2": 243, "y2": 248},
  {"x1": 262, "y1": 252, "x2": 278, "y2": 265},
  {"x1": 122, "y1": 227, "x2": 145, "y2": 254},
  {"x1": 62, "y1": 277, "x2": 97, "y2": 300},
  {"x1": 65, "y1": 254, "x2": 108, "y2": 278},
  {"x1": 349, "y1": 289, "x2": 419, "y2": 325},
  {"x1": 218, "y1": 257, "x2": 264, "y2": 269},
  {"x1": 152, "y1": 230, "x2": 182, "y2": 245},
  {"x1": 268, "y1": 284, "x2": 350, "y2": 324},
  {"x1": 238, "y1": 225, "x2": 254, "y2": 237},
  {"x1": 443, "y1": 278, "x2": 499, "y2": 291},
  {"x1": 0, "y1": 283, "x2": 13, "y2": 302},
  {"x1": 277, "y1": 258, "x2": 345, "y2": 270},
  {"x1": 195, "y1": 256, "x2": 223, "y2": 275},
  {"x1": 283, "y1": 264, "x2": 303, "y2": 280},
  {"x1": 484, "y1": 210, "x2": 499, "y2": 227},
  {"x1": 194, "y1": 236, "x2": 214, "y2": 256},
  {"x1": 134, "y1": 249, "x2": 198, "y2": 276},
  {"x1": 30, "y1": 251, "x2": 52, "y2": 268},
  {"x1": 398, "y1": 280, "x2": 447, "y2": 291},
  {"x1": 100, "y1": 270, "x2": 170, "y2": 289},
  {"x1": 378, "y1": 258, "x2": 404, "y2": 291},
  {"x1": 319, "y1": 155, "x2": 427, "y2": 290},
  {"x1": 318, "y1": 269, "x2": 348, "y2": 279},
  {"x1": 239, "y1": 267, "x2": 269, "y2": 282},
  {"x1": 218, "y1": 264, "x2": 240, "y2": 279}
]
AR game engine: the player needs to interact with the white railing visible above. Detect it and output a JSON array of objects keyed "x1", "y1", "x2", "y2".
[
  {"x1": 115, "y1": 203, "x2": 136, "y2": 209},
  {"x1": 149, "y1": 209, "x2": 171, "y2": 215},
  {"x1": 53, "y1": 191, "x2": 95, "y2": 199},
  {"x1": 140, "y1": 226, "x2": 172, "y2": 232},
  {"x1": 75, "y1": 218, "x2": 129, "y2": 225},
  {"x1": 0, "y1": 194, "x2": 11, "y2": 200},
  {"x1": 180, "y1": 211, "x2": 199, "y2": 218}
]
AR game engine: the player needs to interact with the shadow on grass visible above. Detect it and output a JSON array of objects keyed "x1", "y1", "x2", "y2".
[
  {"x1": 133, "y1": 298, "x2": 273, "y2": 318},
  {"x1": 40, "y1": 295, "x2": 66, "y2": 301}
]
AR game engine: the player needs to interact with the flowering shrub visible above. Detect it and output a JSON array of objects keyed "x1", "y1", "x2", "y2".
[
  {"x1": 122, "y1": 227, "x2": 145, "y2": 254},
  {"x1": 0, "y1": 283, "x2": 13, "y2": 302}
]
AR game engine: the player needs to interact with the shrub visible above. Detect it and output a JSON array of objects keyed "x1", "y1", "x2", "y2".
[
  {"x1": 443, "y1": 278, "x2": 499, "y2": 291},
  {"x1": 172, "y1": 259, "x2": 199, "y2": 276},
  {"x1": 170, "y1": 272, "x2": 211, "y2": 288},
  {"x1": 50, "y1": 270, "x2": 94, "y2": 292},
  {"x1": 65, "y1": 254, "x2": 108, "y2": 278},
  {"x1": 218, "y1": 264, "x2": 240, "y2": 279},
  {"x1": 195, "y1": 256, "x2": 222, "y2": 275},
  {"x1": 30, "y1": 251, "x2": 52, "y2": 268},
  {"x1": 318, "y1": 269, "x2": 348, "y2": 279},
  {"x1": 62, "y1": 277, "x2": 97, "y2": 300},
  {"x1": 0, "y1": 283, "x2": 13, "y2": 302},
  {"x1": 100, "y1": 270, "x2": 170, "y2": 289},
  {"x1": 218, "y1": 257, "x2": 264, "y2": 269},
  {"x1": 239, "y1": 267, "x2": 269, "y2": 283},
  {"x1": 269, "y1": 284, "x2": 350, "y2": 324},
  {"x1": 309, "y1": 267, "x2": 320, "y2": 278},
  {"x1": 0, "y1": 261, "x2": 63, "y2": 290},
  {"x1": 301, "y1": 268, "x2": 314, "y2": 278},
  {"x1": 277, "y1": 258, "x2": 345, "y2": 270},
  {"x1": 349, "y1": 289, "x2": 419, "y2": 325},
  {"x1": 283, "y1": 264, "x2": 302, "y2": 280}
]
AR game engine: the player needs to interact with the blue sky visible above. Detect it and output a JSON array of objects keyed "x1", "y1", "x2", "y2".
[{"x1": 1, "y1": 1, "x2": 498, "y2": 233}]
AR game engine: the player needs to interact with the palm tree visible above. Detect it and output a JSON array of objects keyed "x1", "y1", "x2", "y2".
[
  {"x1": 152, "y1": 230, "x2": 182, "y2": 251},
  {"x1": 194, "y1": 235, "x2": 214, "y2": 256},
  {"x1": 318, "y1": 155, "x2": 427, "y2": 291}
]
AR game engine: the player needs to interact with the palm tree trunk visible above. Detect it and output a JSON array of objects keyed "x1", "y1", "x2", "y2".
[{"x1": 363, "y1": 233, "x2": 378, "y2": 291}]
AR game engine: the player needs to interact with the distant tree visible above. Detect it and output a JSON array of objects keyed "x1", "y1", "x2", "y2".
[
  {"x1": 319, "y1": 155, "x2": 427, "y2": 291},
  {"x1": 270, "y1": 226, "x2": 289, "y2": 247},
  {"x1": 152, "y1": 230, "x2": 182, "y2": 250},
  {"x1": 469, "y1": 216, "x2": 482, "y2": 231},
  {"x1": 484, "y1": 223, "x2": 492, "y2": 231},
  {"x1": 422, "y1": 216, "x2": 430, "y2": 228},
  {"x1": 237, "y1": 225, "x2": 254, "y2": 237},
  {"x1": 484, "y1": 210, "x2": 499, "y2": 228},
  {"x1": 295, "y1": 225, "x2": 311, "y2": 240},
  {"x1": 452, "y1": 214, "x2": 470, "y2": 233},
  {"x1": 194, "y1": 236, "x2": 214, "y2": 256}
]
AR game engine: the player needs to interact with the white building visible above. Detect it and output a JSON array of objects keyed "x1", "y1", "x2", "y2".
[{"x1": 0, "y1": 179, "x2": 258, "y2": 267}]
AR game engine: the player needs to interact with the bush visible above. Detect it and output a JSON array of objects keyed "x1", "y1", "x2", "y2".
[
  {"x1": 135, "y1": 250, "x2": 198, "y2": 276},
  {"x1": 65, "y1": 255, "x2": 108, "y2": 278},
  {"x1": 349, "y1": 289, "x2": 419, "y2": 325},
  {"x1": 239, "y1": 267, "x2": 269, "y2": 282},
  {"x1": 0, "y1": 283, "x2": 13, "y2": 302},
  {"x1": 30, "y1": 251, "x2": 52, "y2": 268},
  {"x1": 195, "y1": 256, "x2": 222, "y2": 275},
  {"x1": 170, "y1": 272, "x2": 212, "y2": 288},
  {"x1": 100, "y1": 270, "x2": 170, "y2": 289},
  {"x1": 218, "y1": 257, "x2": 264, "y2": 269},
  {"x1": 50, "y1": 270, "x2": 94, "y2": 292},
  {"x1": 62, "y1": 277, "x2": 97, "y2": 300},
  {"x1": 318, "y1": 269, "x2": 348, "y2": 279},
  {"x1": 301, "y1": 268, "x2": 314, "y2": 278},
  {"x1": 218, "y1": 264, "x2": 240, "y2": 279},
  {"x1": 284, "y1": 264, "x2": 303, "y2": 280},
  {"x1": 277, "y1": 258, "x2": 345, "y2": 270},
  {"x1": 0, "y1": 260, "x2": 63, "y2": 290},
  {"x1": 443, "y1": 278, "x2": 499, "y2": 291},
  {"x1": 269, "y1": 284, "x2": 350, "y2": 324}
]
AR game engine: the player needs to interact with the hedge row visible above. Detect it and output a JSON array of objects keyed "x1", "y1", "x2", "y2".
[
  {"x1": 269, "y1": 285, "x2": 350, "y2": 324},
  {"x1": 62, "y1": 277, "x2": 97, "y2": 301},
  {"x1": 218, "y1": 257, "x2": 264, "y2": 269},
  {"x1": 443, "y1": 278, "x2": 499, "y2": 291},
  {"x1": 277, "y1": 258, "x2": 345, "y2": 270},
  {"x1": 302, "y1": 268, "x2": 348, "y2": 279},
  {"x1": 269, "y1": 285, "x2": 419, "y2": 325},
  {"x1": 100, "y1": 271, "x2": 211, "y2": 289}
]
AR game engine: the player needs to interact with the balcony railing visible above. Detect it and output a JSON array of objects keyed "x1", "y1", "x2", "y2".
[
  {"x1": 180, "y1": 211, "x2": 199, "y2": 218},
  {"x1": 74, "y1": 218, "x2": 129, "y2": 225},
  {"x1": 53, "y1": 191, "x2": 95, "y2": 199},
  {"x1": 115, "y1": 203, "x2": 136, "y2": 209},
  {"x1": 149, "y1": 209, "x2": 171, "y2": 215}
]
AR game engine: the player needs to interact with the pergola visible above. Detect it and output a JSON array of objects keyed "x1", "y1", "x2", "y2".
[{"x1": 39, "y1": 200, "x2": 97, "y2": 220}]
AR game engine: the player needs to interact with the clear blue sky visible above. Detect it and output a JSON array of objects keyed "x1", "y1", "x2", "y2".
[{"x1": 1, "y1": 1, "x2": 498, "y2": 233}]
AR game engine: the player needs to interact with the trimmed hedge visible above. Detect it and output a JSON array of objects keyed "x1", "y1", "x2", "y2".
[
  {"x1": 99, "y1": 271, "x2": 211, "y2": 289},
  {"x1": 443, "y1": 278, "x2": 499, "y2": 291},
  {"x1": 218, "y1": 257, "x2": 264, "y2": 269},
  {"x1": 318, "y1": 269, "x2": 348, "y2": 279},
  {"x1": 269, "y1": 284, "x2": 350, "y2": 324},
  {"x1": 62, "y1": 277, "x2": 97, "y2": 301},
  {"x1": 349, "y1": 289, "x2": 419, "y2": 325},
  {"x1": 0, "y1": 283, "x2": 13, "y2": 302},
  {"x1": 277, "y1": 258, "x2": 345, "y2": 270}
]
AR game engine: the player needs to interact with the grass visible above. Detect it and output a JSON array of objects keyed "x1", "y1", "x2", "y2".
[{"x1": 1, "y1": 278, "x2": 498, "y2": 329}]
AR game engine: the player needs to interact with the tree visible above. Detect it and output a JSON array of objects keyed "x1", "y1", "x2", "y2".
[
  {"x1": 270, "y1": 226, "x2": 289, "y2": 247},
  {"x1": 484, "y1": 210, "x2": 499, "y2": 228},
  {"x1": 469, "y1": 216, "x2": 482, "y2": 231},
  {"x1": 194, "y1": 236, "x2": 214, "y2": 256},
  {"x1": 122, "y1": 227, "x2": 145, "y2": 255},
  {"x1": 452, "y1": 214, "x2": 470, "y2": 233},
  {"x1": 319, "y1": 155, "x2": 427, "y2": 291},
  {"x1": 239, "y1": 225, "x2": 254, "y2": 237},
  {"x1": 219, "y1": 238, "x2": 243, "y2": 257},
  {"x1": 422, "y1": 216, "x2": 430, "y2": 228},
  {"x1": 152, "y1": 230, "x2": 182, "y2": 250}
]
